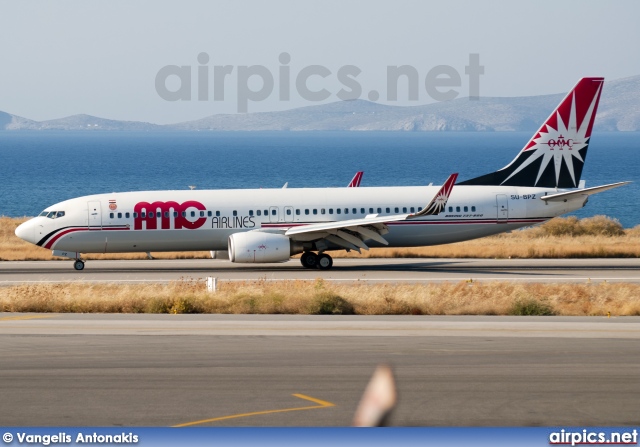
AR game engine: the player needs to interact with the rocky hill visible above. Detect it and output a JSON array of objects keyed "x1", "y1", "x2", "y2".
[{"x1": 2, "y1": 75, "x2": 639, "y2": 131}]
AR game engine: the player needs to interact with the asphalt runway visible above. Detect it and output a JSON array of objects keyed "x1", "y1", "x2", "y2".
[
  {"x1": 1, "y1": 314, "x2": 639, "y2": 427},
  {"x1": 1, "y1": 258, "x2": 640, "y2": 284}
]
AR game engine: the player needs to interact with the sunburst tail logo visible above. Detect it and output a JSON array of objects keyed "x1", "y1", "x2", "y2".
[{"x1": 459, "y1": 77, "x2": 605, "y2": 188}]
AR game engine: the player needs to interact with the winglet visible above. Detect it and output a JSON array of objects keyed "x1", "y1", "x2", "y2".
[
  {"x1": 348, "y1": 171, "x2": 364, "y2": 187},
  {"x1": 409, "y1": 173, "x2": 458, "y2": 218}
]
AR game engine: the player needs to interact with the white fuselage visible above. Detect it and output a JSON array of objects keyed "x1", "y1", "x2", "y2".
[{"x1": 20, "y1": 185, "x2": 585, "y2": 254}]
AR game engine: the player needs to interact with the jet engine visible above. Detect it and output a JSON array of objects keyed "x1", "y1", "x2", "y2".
[{"x1": 228, "y1": 231, "x2": 302, "y2": 263}]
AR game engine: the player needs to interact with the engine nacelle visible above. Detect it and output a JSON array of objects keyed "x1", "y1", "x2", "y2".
[{"x1": 228, "y1": 232, "x2": 298, "y2": 263}]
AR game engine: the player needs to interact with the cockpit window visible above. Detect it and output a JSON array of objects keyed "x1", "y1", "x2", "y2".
[{"x1": 41, "y1": 211, "x2": 65, "y2": 219}]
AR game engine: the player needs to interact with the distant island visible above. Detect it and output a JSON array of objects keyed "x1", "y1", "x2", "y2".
[{"x1": 1, "y1": 75, "x2": 639, "y2": 132}]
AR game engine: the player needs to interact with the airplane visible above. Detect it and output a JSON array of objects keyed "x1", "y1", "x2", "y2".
[
  {"x1": 15, "y1": 77, "x2": 629, "y2": 271},
  {"x1": 348, "y1": 171, "x2": 364, "y2": 187}
]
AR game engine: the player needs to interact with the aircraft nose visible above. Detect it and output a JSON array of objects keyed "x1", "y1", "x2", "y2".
[{"x1": 15, "y1": 219, "x2": 37, "y2": 244}]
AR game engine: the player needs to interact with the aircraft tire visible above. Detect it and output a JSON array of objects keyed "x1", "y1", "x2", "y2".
[
  {"x1": 73, "y1": 260, "x2": 85, "y2": 271},
  {"x1": 318, "y1": 253, "x2": 333, "y2": 270},
  {"x1": 300, "y1": 252, "x2": 319, "y2": 269}
]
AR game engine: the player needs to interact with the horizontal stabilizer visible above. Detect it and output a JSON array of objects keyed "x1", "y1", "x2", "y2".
[{"x1": 541, "y1": 181, "x2": 630, "y2": 202}]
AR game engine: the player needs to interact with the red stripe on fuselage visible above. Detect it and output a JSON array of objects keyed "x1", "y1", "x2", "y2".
[
  {"x1": 260, "y1": 218, "x2": 547, "y2": 229},
  {"x1": 43, "y1": 226, "x2": 129, "y2": 250}
]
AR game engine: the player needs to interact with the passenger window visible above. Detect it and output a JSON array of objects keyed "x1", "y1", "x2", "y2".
[
  {"x1": 456, "y1": 206, "x2": 460, "y2": 212},
  {"x1": 173, "y1": 212, "x2": 178, "y2": 217},
  {"x1": 386, "y1": 208, "x2": 390, "y2": 213},
  {"x1": 377, "y1": 208, "x2": 382, "y2": 213},
  {"x1": 395, "y1": 207, "x2": 399, "y2": 213},
  {"x1": 181, "y1": 212, "x2": 186, "y2": 217},
  {"x1": 271, "y1": 209, "x2": 276, "y2": 215},
  {"x1": 257, "y1": 210, "x2": 261, "y2": 216},
  {"x1": 249, "y1": 210, "x2": 254, "y2": 216},
  {"x1": 207, "y1": 211, "x2": 212, "y2": 217},
  {"x1": 200, "y1": 211, "x2": 205, "y2": 217},
  {"x1": 329, "y1": 208, "x2": 333, "y2": 214},
  {"x1": 305, "y1": 209, "x2": 310, "y2": 215},
  {"x1": 133, "y1": 212, "x2": 138, "y2": 218},
  {"x1": 216, "y1": 211, "x2": 221, "y2": 217},
  {"x1": 149, "y1": 212, "x2": 154, "y2": 218},
  {"x1": 344, "y1": 208, "x2": 349, "y2": 214},
  {"x1": 321, "y1": 208, "x2": 325, "y2": 214},
  {"x1": 286, "y1": 209, "x2": 292, "y2": 215},
  {"x1": 403, "y1": 207, "x2": 407, "y2": 213},
  {"x1": 448, "y1": 207, "x2": 453, "y2": 212},
  {"x1": 464, "y1": 206, "x2": 468, "y2": 212},
  {"x1": 126, "y1": 212, "x2": 130, "y2": 218},
  {"x1": 352, "y1": 208, "x2": 357, "y2": 214},
  {"x1": 295, "y1": 209, "x2": 300, "y2": 215},
  {"x1": 190, "y1": 211, "x2": 195, "y2": 217},
  {"x1": 141, "y1": 212, "x2": 146, "y2": 218},
  {"x1": 337, "y1": 209, "x2": 341, "y2": 214},
  {"x1": 411, "y1": 207, "x2": 415, "y2": 213},
  {"x1": 313, "y1": 209, "x2": 318, "y2": 215},
  {"x1": 118, "y1": 213, "x2": 122, "y2": 219},
  {"x1": 471, "y1": 206, "x2": 476, "y2": 212},
  {"x1": 110, "y1": 213, "x2": 114, "y2": 219},
  {"x1": 233, "y1": 210, "x2": 238, "y2": 216},
  {"x1": 360, "y1": 208, "x2": 365, "y2": 214},
  {"x1": 369, "y1": 208, "x2": 374, "y2": 214}
]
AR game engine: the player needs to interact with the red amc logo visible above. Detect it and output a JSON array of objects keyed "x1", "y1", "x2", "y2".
[
  {"x1": 134, "y1": 201, "x2": 207, "y2": 230},
  {"x1": 543, "y1": 135, "x2": 574, "y2": 150}
]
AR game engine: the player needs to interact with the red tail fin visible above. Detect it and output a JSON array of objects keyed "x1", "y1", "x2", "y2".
[
  {"x1": 348, "y1": 171, "x2": 363, "y2": 187},
  {"x1": 459, "y1": 78, "x2": 604, "y2": 188}
]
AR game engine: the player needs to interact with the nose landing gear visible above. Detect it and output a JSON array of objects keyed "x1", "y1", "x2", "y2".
[
  {"x1": 73, "y1": 259, "x2": 85, "y2": 271},
  {"x1": 51, "y1": 250, "x2": 85, "y2": 271}
]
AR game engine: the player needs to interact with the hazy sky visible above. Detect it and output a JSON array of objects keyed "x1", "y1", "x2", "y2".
[{"x1": 1, "y1": 0, "x2": 639, "y2": 124}]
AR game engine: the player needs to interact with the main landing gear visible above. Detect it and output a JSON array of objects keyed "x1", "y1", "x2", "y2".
[
  {"x1": 73, "y1": 259, "x2": 85, "y2": 271},
  {"x1": 300, "y1": 252, "x2": 333, "y2": 270}
]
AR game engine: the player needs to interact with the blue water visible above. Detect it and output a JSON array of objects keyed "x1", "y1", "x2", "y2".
[{"x1": 1, "y1": 131, "x2": 639, "y2": 227}]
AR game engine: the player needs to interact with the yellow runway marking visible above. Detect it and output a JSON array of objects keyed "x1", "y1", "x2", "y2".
[
  {"x1": 0, "y1": 315, "x2": 55, "y2": 321},
  {"x1": 173, "y1": 393, "x2": 335, "y2": 427}
]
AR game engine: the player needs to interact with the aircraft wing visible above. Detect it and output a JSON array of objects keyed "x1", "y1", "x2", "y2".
[
  {"x1": 540, "y1": 181, "x2": 630, "y2": 202},
  {"x1": 285, "y1": 173, "x2": 457, "y2": 251}
]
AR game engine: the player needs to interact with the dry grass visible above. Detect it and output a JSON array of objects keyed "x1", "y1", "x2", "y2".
[
  {"x1": 2, "y1": 215, "x2": 640, "y2": 261},
  {"x1": 336, "y1": 215, "x2": 640, "y2": 259},
  {"x1": 1, "y1": 278, "x2": 639, "y2": 316}
]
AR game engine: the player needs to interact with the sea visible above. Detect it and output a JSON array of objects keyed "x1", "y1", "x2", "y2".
[{"x1": 1, "y1": 131, "x2": 639, "y2": 228}]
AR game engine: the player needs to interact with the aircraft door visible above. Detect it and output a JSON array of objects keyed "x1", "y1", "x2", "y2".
[
  {"x1": 88, "y1": 201, "x2": 102, "y2": 228},
  {"x1": 269, "y1": 206, "x2": 279, "y2": 223},
  {"x1": 284, "y1": 206, "x2": 294, "y2": 222},
  {"x1": 496, "y1": 195, "x2": 508, "y2": 223}
]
